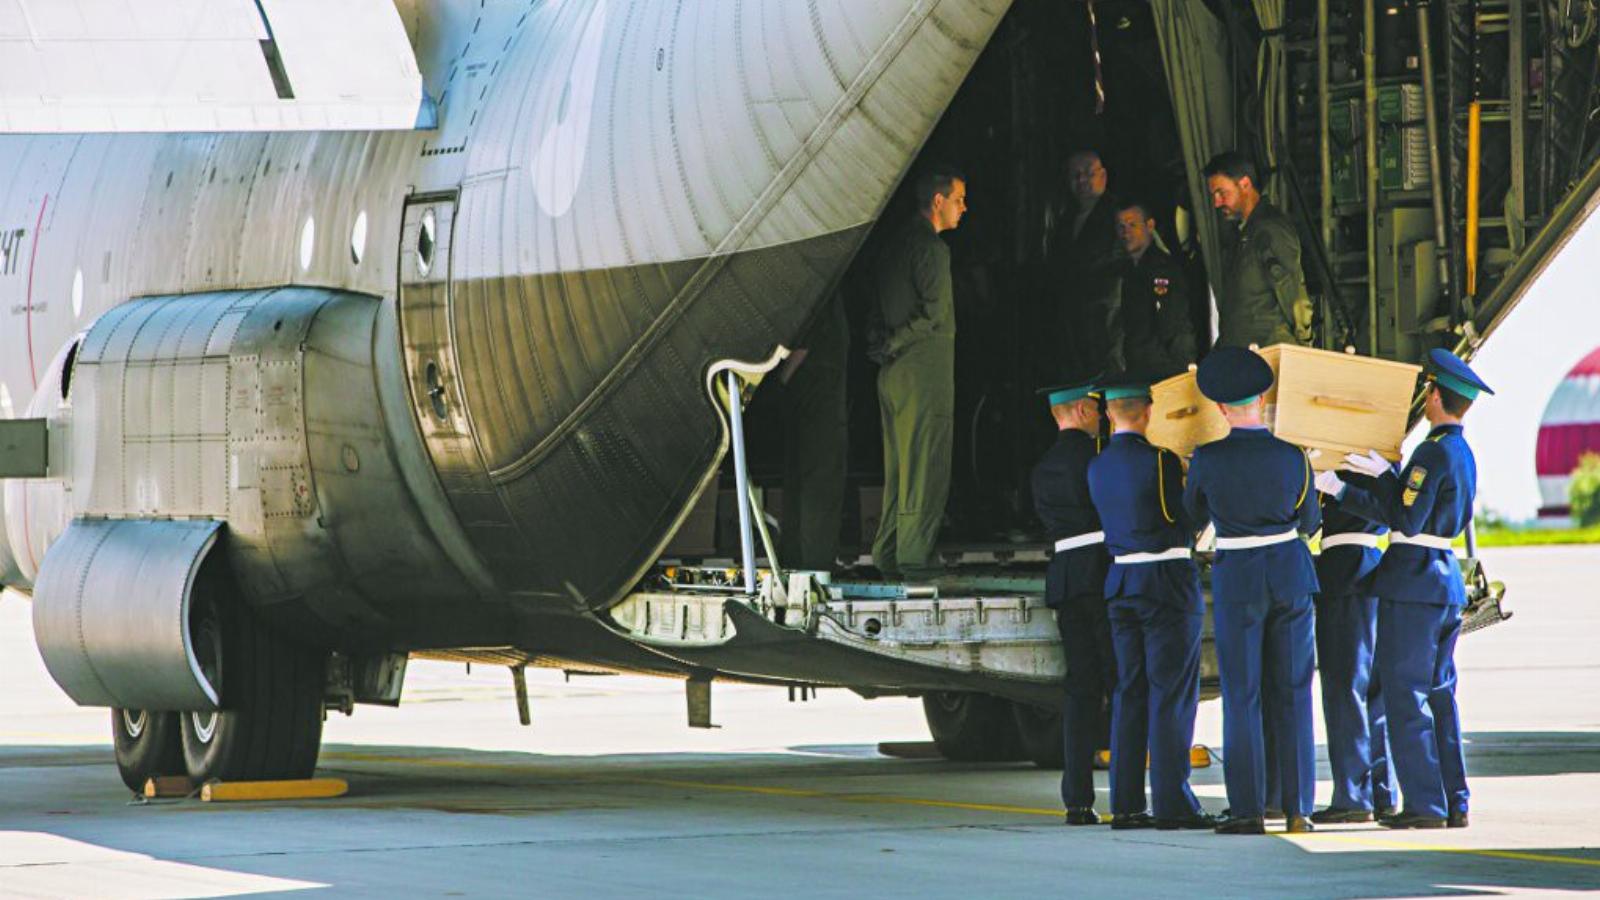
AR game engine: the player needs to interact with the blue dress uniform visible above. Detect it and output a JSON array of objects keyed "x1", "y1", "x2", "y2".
[
  {"x1": 1086, "y1": 378, "x2": 1208, "y2": 828},
  {"x1": 1331, "y1": 348, "x2": 1489, "y2": 828},
  {"x1": 1183, "y1": 347, "x2": 1321, "y2": 831},
  {"x1": 1030, "y1": 381, "x2": 1113, "y2": 822},
  {"x1": 1313, "y1": 497, "x2": 1397, "y2": 819}
]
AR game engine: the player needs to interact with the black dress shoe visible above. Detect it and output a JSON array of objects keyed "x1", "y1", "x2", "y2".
[
  {"x1": 1155, "y1": 812, "x2": 1220, "y2": 830},
  {"x1": 1064, "y1": 807, "x2": 1101, "y2": 826},
  {"x1": 1285, "y1": 816, "x2": 1315, "y2": 834},
  {"x1": 1310, "y1": 806, "x2": 1374, "y2": 824},
  {"x1": 1214, "y1": 816, "x2": 1267, "y2": 835},
  {"x1": 1448, "y1": 810, "x2": 1469, "y2": 829},
  {"x1": 1110, "y1": 812, "x2": 1156, "y2": 830},
  {"x1": 1375, "y1": 805, "x2": 1398, "y2": 819},
  {"x1": 1379, "y1": 811, "x2": 1448, "y2": 829},
  {"x1": 1264, "y1": 807, "x2": 1286, "y2": 820}
]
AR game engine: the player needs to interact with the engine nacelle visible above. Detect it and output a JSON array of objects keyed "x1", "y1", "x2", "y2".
[{"x1": 24, "y1": 287, "x2": 481, "y2": 710}]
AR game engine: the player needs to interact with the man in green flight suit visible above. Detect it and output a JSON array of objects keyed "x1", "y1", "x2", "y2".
[
  {"x1": 1205, "y1": 151, "x2": 1315, "y2": 348},
  {"x1": 866, "y1": 166, "x2": 968, "y2": 580}
]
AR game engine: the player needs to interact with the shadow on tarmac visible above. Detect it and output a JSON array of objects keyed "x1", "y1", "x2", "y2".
[
  {"x1": 3, "y1": 740, "x2": 1599, "y2": 898},
  {"x1": 1455, "y1": 731, "x2": 1600, "y2": 778}
]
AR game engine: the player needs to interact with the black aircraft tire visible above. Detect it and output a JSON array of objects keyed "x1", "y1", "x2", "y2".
[
  {"x1": 180, "y1": 591, "x2": 326, "y2": 783},
  {"x1": 1010, "y1": 701, "x2": 1065, "y2": 770},
  {"x1": 111, "y1": 708, "x2": 184, "y2": 793},
  {"x1": 920, "y1": 692, "x2": 1023, "y2": 762}
]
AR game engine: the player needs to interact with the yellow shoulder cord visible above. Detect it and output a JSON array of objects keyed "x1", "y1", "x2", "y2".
[
  {"x1": 1295, "y1": 450, "x2": 1311, "y2": 510},
  {"x1": 1157, "y1": 450, "x2": 1176, "y2": 523}
]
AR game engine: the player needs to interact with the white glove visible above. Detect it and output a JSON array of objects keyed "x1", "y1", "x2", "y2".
[
  {"x1": 1315, "y1": 469, "x2": 1346, "y2": 498},
  {"x1": 1340, "y1": 449, "x2": 1391, "y2": 478}
]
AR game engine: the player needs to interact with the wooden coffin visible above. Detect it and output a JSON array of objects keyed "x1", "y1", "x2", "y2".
[
  {"x1": 1148, "y1": 367, "x2": 1230, "y2": 459},
  {"x1": 1258, "y1": 344, "x2": 1421, "y2": 471}
]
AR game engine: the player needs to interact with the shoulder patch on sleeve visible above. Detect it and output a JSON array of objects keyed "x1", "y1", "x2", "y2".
[{"x1": 1402, "y1": 465, "x2": 1428, "y2": 506}]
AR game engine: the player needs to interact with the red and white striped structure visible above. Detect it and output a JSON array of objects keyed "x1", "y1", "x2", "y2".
[{"x1": 1536, "y1": 347, "x2": 1600, "y2": 519}]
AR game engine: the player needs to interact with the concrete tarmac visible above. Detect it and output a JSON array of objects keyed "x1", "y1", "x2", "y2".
[{"x1": 1, "y1": 545, "x2": 1597, "y2": 898}]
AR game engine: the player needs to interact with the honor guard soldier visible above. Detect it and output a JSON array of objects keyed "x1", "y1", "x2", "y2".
[
  {"x1": 1318, "y1": 348, "x2": 1489, "y2": 829},
  {"x1": 1031, "y1": 377, "x2": 1113, "y2": 826},
  {"x1": 1086, "y1": 374, "x2": 1213, "y2": 831},
  {"x1": 1183, "y1": 347, "x2": 1321, "y2": 835},
  {"x1": 1310, "y1": 494, "x2": 1397, "y2": 824}
]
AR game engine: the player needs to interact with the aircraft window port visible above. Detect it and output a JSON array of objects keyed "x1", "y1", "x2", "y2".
[
  {"x1": 351, "y1": 210, "x2": 368, "y2": 265},
  {"x1": 417, "y1": 209, "x2": 436, "y2": 277}
]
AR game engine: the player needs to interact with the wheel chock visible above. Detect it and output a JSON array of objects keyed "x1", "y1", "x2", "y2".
[
  {"x1": 1091, "y1": 748, "x2": 1212, "y2": 769},
  {"x1": 877, "y1": 741, "x2": 943, "y2": 759},
  {"x1": 199, "y1": 778, "x2": 349, "y2": 802},
  {"x1": 142, "y1": 776, "x2": 196, "y2": 799}
]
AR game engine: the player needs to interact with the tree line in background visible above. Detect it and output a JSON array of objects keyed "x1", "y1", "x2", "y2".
[{"x1": 1572, "y1": 453, "x2": 1600, "y2": 528}]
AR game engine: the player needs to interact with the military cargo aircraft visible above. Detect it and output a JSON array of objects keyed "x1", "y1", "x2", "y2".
[{"x1": 0, "y1": 0, "x2": 1554, "y2": 788}]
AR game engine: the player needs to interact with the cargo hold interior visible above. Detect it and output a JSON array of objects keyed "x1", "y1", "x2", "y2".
[{"x1": 711, "y1": 0, "x2": 1202, "y2": 564}]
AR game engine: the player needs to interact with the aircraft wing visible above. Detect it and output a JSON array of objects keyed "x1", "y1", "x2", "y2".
[{"x1": 0, "y1": 0, "x2": 435, "y2": 133}]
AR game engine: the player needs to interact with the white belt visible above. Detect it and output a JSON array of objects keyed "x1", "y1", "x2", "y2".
[
  {"x1": 1113, "y1": 547, "x2": 1192, "y2": 565},
  {"x1": 1389, "y1": 532, "x2": 1456, "y2": 551},
  {"x1": 1321, "y1": 532, "x2": 1381, "y2": 550},
  {"x1": 1054, "y1": 531, "x2": 1105, "y2": 553},
  {"x1": 1214, "y1": 528, "x2": 1300, "y2": 551}
]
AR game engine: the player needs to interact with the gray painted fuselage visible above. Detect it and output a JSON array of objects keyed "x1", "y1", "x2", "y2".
[{"x1": 0, "y1": 1, "x2": 1012, "y2": 664}]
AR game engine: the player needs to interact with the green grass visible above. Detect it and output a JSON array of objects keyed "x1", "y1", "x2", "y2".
[{"x1": 1469, "y1": 525, "x2": 1600, "y2": 547}]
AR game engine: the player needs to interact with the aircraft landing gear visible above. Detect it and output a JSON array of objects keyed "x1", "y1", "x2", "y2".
[
  {"x1": 1009, "y1": 701, "x2": 1065, "y2": 770},
  {"x1": 920, "y1": 692, "x2": 1023, "y2": 762},
  {"x1": 111, "y1": 708, "x2": 183, "y2": 793},
  {"x1": 178, "y1": 590, "x2": 326, "y2": 783}
]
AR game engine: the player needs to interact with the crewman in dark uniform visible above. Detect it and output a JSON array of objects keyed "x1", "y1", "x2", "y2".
[
  {"x1": 1086, "y1": 374, "x2": 1213, "y2": 831},
  {"x1": 1047, "y1": 150, "x2": 1122, "y2": 376},
  {"x1": 1030, "y1": 376, "x2": 1113, "y2": 825},
  {"x1": 1310, "y1": 494, "x2": 1398, "y2": 823},
  {"x1": 1183, "y1": 347, "x2": 1321, "y2": 835},
  {"x1": 866, "y1": 166, "x2": 967, "y2": 580},
  {"x1": 1114, "y1": 200, "x2": 1196, "y2": 379},
  {"x1": 1318, "y1": 348, "x2": 1490, "y2": 829},
  {"x1": 1204, "y1": 151, "x2": 1314, "y2": 348}
]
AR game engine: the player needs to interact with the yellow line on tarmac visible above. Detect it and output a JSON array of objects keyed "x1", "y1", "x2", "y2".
[
  {"x1": 326, "y1": 752, "x2": 559, "y2": 774},
  {"x1": 1298, "y1": 832, "x2": 1600, "y2": 869},
  {"x1": 631, "y1": 776, "x2": 1063, "y2": 817}
]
